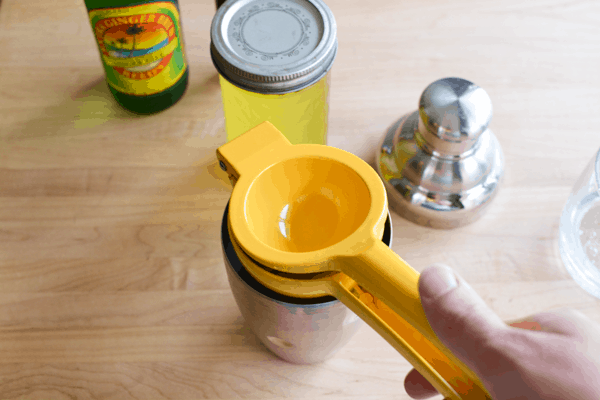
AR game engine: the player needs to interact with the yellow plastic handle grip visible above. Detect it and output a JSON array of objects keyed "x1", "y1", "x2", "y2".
[
  {"x1": 336, "y1": 239, "x2": 492, "y2": 399},
  {"x1": 216, "y1": 121, "x2": 292, "y2": 186}
]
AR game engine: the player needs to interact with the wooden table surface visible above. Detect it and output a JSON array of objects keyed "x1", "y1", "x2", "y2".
[{"x1": 2, "y1": 0, "x2": 600, "y2": 398}]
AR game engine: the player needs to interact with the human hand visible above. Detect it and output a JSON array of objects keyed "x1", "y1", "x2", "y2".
[{"x1": 404, "y1": 264, "x2": 600, "y2": 400}]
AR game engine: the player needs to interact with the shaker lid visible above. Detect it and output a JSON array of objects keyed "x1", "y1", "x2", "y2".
[
  {"x1": 419, "y1": 77, "x2": 493, "y2": 155},
  {"x1": 210, "y1": 0, "x2": 337, "y2": 94},
  {"x1": 375, "y1": 77, "x2": 504, "y2": 229}
]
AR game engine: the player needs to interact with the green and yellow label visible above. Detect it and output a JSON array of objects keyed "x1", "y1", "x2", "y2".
[{"x1": 89, "y1": 2, "x2": 187, "y2": 96}]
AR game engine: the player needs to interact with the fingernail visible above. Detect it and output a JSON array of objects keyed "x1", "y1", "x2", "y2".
[{"x1": 420, "y1": 265, "x2": 458, "y2": 301}]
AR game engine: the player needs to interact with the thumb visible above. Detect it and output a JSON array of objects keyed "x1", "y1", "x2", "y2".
[{"x1": 419, "y1": 264, "x2": 508, "y2": 376}]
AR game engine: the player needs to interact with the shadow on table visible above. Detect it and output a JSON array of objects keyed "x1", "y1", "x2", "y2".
[
  {"x1": 7, "y1": 71, "x2": 222, "y2": 141},
  {"x1": 71, "y1": 72, "x2": 222, "y2": 125},
  {"x1": 71, "y1": 76, "x2": 142, "y2": 123}
]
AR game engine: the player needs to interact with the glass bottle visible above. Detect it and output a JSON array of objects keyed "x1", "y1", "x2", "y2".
[{"x1": 84, "y1": 0, "x2": 189, "y2": 114}]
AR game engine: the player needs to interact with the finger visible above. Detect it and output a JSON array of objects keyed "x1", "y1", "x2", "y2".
[
  {"x1": 419, "y1": 264, "x2": 509, "y2": 376},
  {"x1": 510, "y1": 309, "x2": 600, "y2": 342},
  {"x1": 507, "y1": 319, "x2": 543, "y2": 331},
  {"x1": 404, "y1": 368, "x2": 439, "y2": 399}
]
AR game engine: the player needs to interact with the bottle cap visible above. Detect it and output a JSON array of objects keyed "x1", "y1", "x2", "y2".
[{"x1": 210, "y1": 0, "x2": 337, "y2": 94}]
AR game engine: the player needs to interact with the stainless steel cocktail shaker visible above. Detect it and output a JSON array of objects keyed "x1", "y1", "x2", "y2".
[{"x1": 376, "y1": 77, "x2": 504, "y2": 229}]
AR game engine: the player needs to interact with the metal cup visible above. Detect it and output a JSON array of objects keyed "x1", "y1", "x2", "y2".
[{"x1": 221, "y1": 199, "x2": 393, "y2": 364}]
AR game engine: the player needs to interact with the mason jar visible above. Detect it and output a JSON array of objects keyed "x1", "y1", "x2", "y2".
[{"x1": 210, "y1": 0, "x2": 337, "y2": 145}]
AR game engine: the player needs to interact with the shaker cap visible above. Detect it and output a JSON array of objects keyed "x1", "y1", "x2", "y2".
[
  {"x1": 419, "y1": 77, "x2": 493, "y2": 155},
  {"x1": 376, "y1": 77, "x2": 504, "y2": 229},
  {"x1": 210, "y1": 0, "x2": 337, "y2": 94}
]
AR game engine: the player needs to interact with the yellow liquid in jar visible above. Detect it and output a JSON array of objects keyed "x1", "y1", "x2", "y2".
[{"x1": 219, "y1": 73, "x2": 330, "y2": 145}]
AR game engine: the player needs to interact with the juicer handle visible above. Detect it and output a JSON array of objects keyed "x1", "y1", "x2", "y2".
[
  {"x1": 337, "y1": 239, "x2": 492, "y2": 400},
  {"x1": 216, "y1": 121, "x2": 293, "y2": 187}
]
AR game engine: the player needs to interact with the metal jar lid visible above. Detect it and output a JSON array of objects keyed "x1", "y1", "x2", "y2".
[{"x1": 210, "y1": 0, "x2": 337, "y2": 94}]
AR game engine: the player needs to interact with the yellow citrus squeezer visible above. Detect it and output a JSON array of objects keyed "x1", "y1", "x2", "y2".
[{"x1": 216, "y1": 121, "x2": 493, "y2": 400}]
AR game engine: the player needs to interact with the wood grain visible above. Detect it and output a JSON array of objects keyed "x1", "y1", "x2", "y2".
[{"x1": 1, "y1": 0, "x2": 600, "y2": 398}]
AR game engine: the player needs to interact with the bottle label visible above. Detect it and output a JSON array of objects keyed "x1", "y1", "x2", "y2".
[{"x1": 88, "y1": 1, "x2": 187, "y2": 96}]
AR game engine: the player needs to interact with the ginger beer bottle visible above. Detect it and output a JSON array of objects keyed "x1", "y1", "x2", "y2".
[{"x1": 84, "y1": 0, "x2": 189, "y2": 114}]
